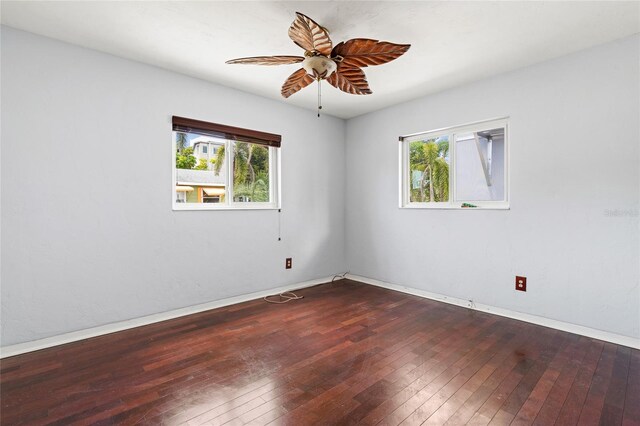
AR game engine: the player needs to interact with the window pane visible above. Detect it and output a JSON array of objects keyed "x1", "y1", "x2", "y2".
[
  {"x1": 455, "y1": 127, "x2": 505, "y2": 201},
  {"x1": 232, "y1": 142, "x2": 270, "y2": 203},
  {"x1": 408, "y1": 136, "x2": 450, "y2": 202},
  {"x1": 175, "y1": 132, "x2": 226, "y2": 204}
]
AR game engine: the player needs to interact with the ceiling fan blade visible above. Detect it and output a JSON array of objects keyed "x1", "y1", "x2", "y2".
[
  {"x1": 281, "y1": 68, "x2": 315, "y2": 98},
  {"x1": 332, "y1": 39, "x2": 410, "y2": 68},
  {"x1": 326, "y1": 66, "x2": 372, "y2": 95},
  {"x1": 226, "y1": 56, "x2": 304, "y2": 65},
  {"x1": 288, "y1": 12, "x2": 333, "y2": 56}
]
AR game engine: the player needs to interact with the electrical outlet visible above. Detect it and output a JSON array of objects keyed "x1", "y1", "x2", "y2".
[
  {"x1": 516, "y1": 276, "x2": 527, "y2": 292},
  {"x1": 285, "y1": 258, "x2": 292, "y2": 269}
]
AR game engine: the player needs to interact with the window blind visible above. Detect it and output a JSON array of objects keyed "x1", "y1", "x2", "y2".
[{"x1": 172, "y1": 116, "x2": 281, "y2": 148}]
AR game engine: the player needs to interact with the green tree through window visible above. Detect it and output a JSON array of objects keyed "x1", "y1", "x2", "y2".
[
  {"x1": 213, "y1": 142, "x2": 270, "y2": 202},
  {"x1": 175, "y1": 146, "x2": 197, "y2": 169},
  {"x1": 409, "y1": 138, "x2": 449, "y2": 202}
]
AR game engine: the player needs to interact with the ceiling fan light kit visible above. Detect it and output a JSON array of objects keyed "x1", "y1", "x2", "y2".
[
  {"x1": 302, "y1": 55, "x2": 337, "y2": 80},
  {"x1": 226, "y1": 12, "x2": 410, "y2": 116}
]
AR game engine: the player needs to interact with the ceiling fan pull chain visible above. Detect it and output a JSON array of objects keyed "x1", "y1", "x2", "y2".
[{"x1": 317, "y1": 79, "x2": 322, "y2": 118}]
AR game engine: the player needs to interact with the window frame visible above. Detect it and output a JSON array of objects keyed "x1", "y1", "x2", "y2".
[
  {"x1": 399, "y1": 117, "x2": 509, "y2": 210},
  {"x1": 172, "y1": 118, "x2": 281, "y2": 211}
]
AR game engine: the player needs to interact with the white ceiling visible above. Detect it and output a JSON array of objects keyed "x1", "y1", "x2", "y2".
[{"x1": 2, "y1": 1, "x2": 639, "y2": 119}]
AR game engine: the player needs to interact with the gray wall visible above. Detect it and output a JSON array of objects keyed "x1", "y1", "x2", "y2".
[
  {"x1": 2, "y1": 27, "x2": 638, "y2": 347},
  {"x1": 0, "y1": 27, "x2": 346, "y2": 346},
  {"x1": 345, "y1": 35, "x2": 640, "y2": 339}
]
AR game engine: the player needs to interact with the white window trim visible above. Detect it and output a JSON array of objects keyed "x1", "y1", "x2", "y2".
[
  {"x1": 172, "y1": 135, "x2": 281, "y2": 211},
  {"x1": 399, "y1": 117, "x2": 509, "y2": 210}
]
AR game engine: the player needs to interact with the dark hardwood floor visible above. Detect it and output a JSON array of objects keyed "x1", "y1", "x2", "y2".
[{"x1": 1, "y1": 280, "x2": 638, "y2": 425}]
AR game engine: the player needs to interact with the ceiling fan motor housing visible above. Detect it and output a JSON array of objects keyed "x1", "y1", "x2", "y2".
[{"x1": 302, "y1": 55, "x2": 337, "y2": 80}]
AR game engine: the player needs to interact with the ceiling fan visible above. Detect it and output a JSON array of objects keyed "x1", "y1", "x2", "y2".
[{"x1": 226, "y1": 12, "x2": 410, "y2": 115}]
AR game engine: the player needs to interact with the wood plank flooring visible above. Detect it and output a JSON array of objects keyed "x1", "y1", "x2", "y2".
[{"x1": 1, "y1": 280, "x2": 638, "y2": 425}]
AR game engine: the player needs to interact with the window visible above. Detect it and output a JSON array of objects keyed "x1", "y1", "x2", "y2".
[
  {"x1": 172, "y1": 116, "x2": 281, "y2": 210},
  {"x1": 400, "y1": 118, "x2": 508, "y2": 209},
  {"x1": 202, "y1": 188, "x2": 221, "y2": 203}
]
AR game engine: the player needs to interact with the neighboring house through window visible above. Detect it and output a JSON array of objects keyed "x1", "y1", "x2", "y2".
[{"x1": 175, "y1": 190, "x2": 187, "y2": 203}]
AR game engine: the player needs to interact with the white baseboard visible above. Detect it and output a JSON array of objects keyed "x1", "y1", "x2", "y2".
[
  {"x1": 0, "y1": 275, "x2": 335, "y2": 359},
  {"x1": 3, "y1": 273, "x2": 637, "y2": 358},
  {"x1": 347, "y1": 273, "x2": 640, "y2": 350}
]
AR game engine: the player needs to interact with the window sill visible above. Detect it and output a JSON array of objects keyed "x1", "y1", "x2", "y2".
[
  {"x1": 173, "y1": 203, "x2": 280, "y2": 211},
  {"x1": 400, "y1": 202, "x2": 510, "y2": 210}
]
